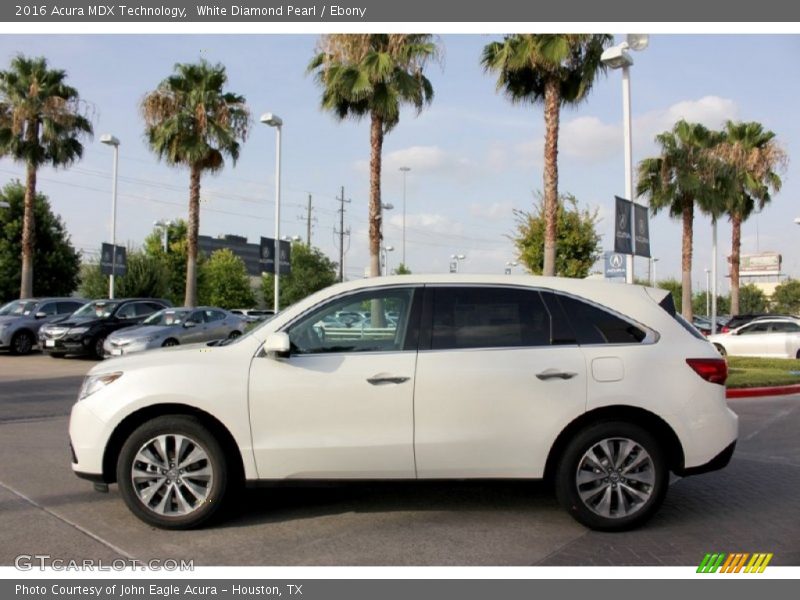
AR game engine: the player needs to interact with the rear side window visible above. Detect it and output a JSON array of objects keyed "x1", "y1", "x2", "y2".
[
  {"x1": 553, "y1": 294, "x2": 646, "y2": 344},
  {"x1": 430, "y1": 287, "x2": 550, "y2": 350}
]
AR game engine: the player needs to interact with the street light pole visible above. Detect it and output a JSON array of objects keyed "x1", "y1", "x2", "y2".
[
  {"x1": 261, "y1": 113, "x2": 283, "y2": 314},
  {"x1": 705, "y1": 268, "x2": 711, "y2": 317},
  {"x1": 100, "y1": 134, "x2": 120, "y2": 299},
  {"x1": 711, "y1": 218, "x2": 718, "y2": 334},
  {"x1": 601, "y1": 35, "x2": 649, "y2": 285},
  {"x1": 451, "y1": 254, "x2": 466, "y2": 273},
  {"x1": 400, "y1": 166, "x2": 410, "y2": 266}
]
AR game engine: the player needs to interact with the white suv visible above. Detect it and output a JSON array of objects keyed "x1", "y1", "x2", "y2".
[{"x1": 69, "y1": 275, "x2": 738, "y2": 531}]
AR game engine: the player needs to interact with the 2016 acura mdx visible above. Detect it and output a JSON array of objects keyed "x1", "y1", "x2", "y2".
[{"x1": 68, "y1": 275, "x2": 737, "y2": 531}]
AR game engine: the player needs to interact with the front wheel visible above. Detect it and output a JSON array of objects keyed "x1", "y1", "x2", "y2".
[
  {"x1": 93, "y1": 336, "x2": 106, "y2": 360},
  {"x1": 227, "y1": 330, "x2": 242, "y2": 340},
  {"x1": 555, "y1": 421, "x2": 668, "y2": 531},
  {"x1": 10, "y1": 330, "x2": 34, "y2": 355},
  {"x1": 116, "y1": 415, "x2": 228, "y2": 529}
]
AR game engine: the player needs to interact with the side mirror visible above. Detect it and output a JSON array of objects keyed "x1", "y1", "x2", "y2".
[
  {"x1": 264, "y1": 332, "x2": 291, "y2": 359},
  {"x1": 184, "y1": 321, "x2": 197, "y2": 328},
  {"x1": 35, "y1": 311, "x2": 47, "y2": 319}
]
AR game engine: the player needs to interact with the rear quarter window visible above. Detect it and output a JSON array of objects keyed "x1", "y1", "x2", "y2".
[{"x1": 550, "y1": 293, "x2": 647, "y2": 345}]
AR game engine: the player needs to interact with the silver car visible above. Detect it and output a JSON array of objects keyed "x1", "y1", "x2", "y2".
[
  {"x1": 708, "y1": 316, "x2": 800, "y2": 359},
  {"x1": 0, "y1": 297, "x2": 87, "y2": 355},
  {"x1": 103, "y1": 307, "x2": 246, "y2": 357}
]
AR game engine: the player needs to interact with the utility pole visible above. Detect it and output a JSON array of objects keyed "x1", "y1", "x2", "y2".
[
  {"x1": 334, "y1": 186, "x2": 351, "y2": 282},
  {"x1": 299, "y1": 194, "x2": 316, "y2": 246}
]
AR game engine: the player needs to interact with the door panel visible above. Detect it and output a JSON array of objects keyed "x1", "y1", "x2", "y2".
[
  {"x1": 249, "y1": 352, "x2": 417, "y2": 478},
  {"x1": 414, "y1": 346, "x2": 586, "y2": 478}
]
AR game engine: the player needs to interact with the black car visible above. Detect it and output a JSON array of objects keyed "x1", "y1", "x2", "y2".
[{"x1": 39, "y1": 298, "x2": 172, "y2": 359}]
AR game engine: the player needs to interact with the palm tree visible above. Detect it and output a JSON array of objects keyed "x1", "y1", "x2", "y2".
[
  {"x1": 714, "y1": 121, "x2": 786, "y2": 315},
  {"x1": 481, "y1": 34, "x2": 611, "y2": 276},
  {"x1": 0, "y1": 55, "x2": 93, "y2": 298},
  {"x1": 141, "y1": 60, "x2": 249, "y2": 307},
  {"x1": 308, "y1": 35, "x2": 437, "y2": 281},
  {"x1": 636, "y1": 121, "x2": 727, "y2": 320}
]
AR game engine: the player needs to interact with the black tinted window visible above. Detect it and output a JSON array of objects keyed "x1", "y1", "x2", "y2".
[
  {"x1": 771, "y1": 321, "x2": 800, "y2": 332},
  {"x1": 57, "y1": 302, "x2": 83, "y2": 315},
  {"x1": 430, "y1": 287, "x2": 550, "y2": 350},
  {"x1": 554, "y1": 294, "x2": 646, "y2": 344}
]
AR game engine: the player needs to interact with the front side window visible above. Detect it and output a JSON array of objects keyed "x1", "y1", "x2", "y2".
[
  {"x1": 430, "y1": 287, "x2": 550, "y2": 350},
  {"x1": 37, "y1": 302, "x2": 58, "y2": 316},
  {"x1": 288, "y1": 288, "x2": 415, "y2": 355}
]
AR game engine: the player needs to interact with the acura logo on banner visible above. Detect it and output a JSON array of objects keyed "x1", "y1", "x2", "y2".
[
  {"x1": 614, "y1": 196, "x2": 633, "y2": 254},
  {"x1": 259, "y1": 237, "x2": 291, "y2": 274},
  {"x1": 634, "y1": 203, "x2": 651, "y2": 258}
]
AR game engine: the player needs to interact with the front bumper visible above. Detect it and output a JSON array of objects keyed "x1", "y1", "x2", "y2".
[
  {"x1": 40, "y1": 335, "x2": 92, "y2": 355},
  {"x1": 69, "y1": 400, "x2": 111, "y2": 479},
  {"x1": 104, "y1": 339, "x2": 152, "y2": 357}
]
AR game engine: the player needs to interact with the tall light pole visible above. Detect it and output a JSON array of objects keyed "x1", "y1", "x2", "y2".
[
  {"x1": 399, "y1": 166, "x2": 410, "y2": 266},
  {"x1": 704, "y1": 268, "x2": 711, "y2": 317},
  {"x1": 711, "y1": 217, "x2": 718, "y2": 334},
  {"x1": 601, "y1": 34, "x2": 649, "y2": 285},
  {"x1": 451, "y1": 254, "x2": 466, "y2": 273},
  {"x1": 650, "y1": 257, "x2": 659, "y2": 287},
  {"x1": 154, "y1": 219, "x2": 172, "y2": 253},
  {"x1": 100, "y1": 134, "x2": 120, "y2": 299},
  {"x1": 261, "y1": 112, "x2": 283, "y2": 313},
  {"x1": 382, "y1": 245, "x2": 395, "y2": 276}
]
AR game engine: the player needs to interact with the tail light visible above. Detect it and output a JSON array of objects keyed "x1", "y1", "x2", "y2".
[
  {"x1": 686, "y1": 358, "x2": 728, "y2": 385},
  {"x1": 721, "y1": 326, "x2": 730, "y2": 333}
]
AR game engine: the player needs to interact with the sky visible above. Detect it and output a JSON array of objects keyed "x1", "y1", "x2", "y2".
[{"x1": 0, "y1": 34, "x2": 798, "y2": 288}]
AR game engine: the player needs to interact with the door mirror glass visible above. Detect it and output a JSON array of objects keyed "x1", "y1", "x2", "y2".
[
  {"x1": 35, "y1": 311, "x2": 48, "y2": 319},
  {"x1": 264, "y1": 332, "x2": 291, "y2": 358},
  {"x1": 184, "y1": 320, "x2": 197, "y2": 328}
]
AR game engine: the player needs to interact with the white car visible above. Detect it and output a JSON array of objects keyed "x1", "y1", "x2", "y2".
[
  {"x1": 69, "y1": 275, "x2": 738, "y2": 531},
  {"x1": 708, "y1": 317, "x2": 800, "y2": 359}
]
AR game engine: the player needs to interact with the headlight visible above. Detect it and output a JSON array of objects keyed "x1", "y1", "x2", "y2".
[
  {"x1": 69, "y1": 326, "x2": 90, "y2": 335},
  {"x1": 78, "y1": 372, "x2": 123, "y2": 401}
]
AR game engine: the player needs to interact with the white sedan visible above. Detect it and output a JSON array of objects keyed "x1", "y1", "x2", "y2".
[
  {"x1": 69, "y1": 275, "x2": 737, "y2": 532},
  {"x1": 709, "y1": 317, "x2": 800, "y2": 359}
]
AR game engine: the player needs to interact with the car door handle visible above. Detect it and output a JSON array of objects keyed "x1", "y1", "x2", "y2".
[
  {"x1": 367, "y1": 375, "x2": 410, "y2": 385},
  {"x1": 536, "y1": 369, "x2": 578, "y2": 381}
]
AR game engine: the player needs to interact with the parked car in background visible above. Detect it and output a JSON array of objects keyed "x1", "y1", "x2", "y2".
[
  {"x1": 709, "y1": 316, "x2": 800, "y2": 359},
  {"x1": 104, "y1": 307, "x2": 247, "y2": 357},
  {"x1": 230, "y1": 309, "x2": 274, "y2": 324},
  {"x1": 692, "y1": 316, "x2": 712, "y2": 336},
  {"x1": 39, "y1": 298, "x2": 171, "y2": 359},
  {"x1": 69, "y1": 275, "x2": 736, "y2": 531},
  {"x1": 0, "y1": 297, "x2": 87, "y2": 355}
]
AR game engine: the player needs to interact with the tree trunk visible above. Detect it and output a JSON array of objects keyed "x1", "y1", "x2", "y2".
[
  {"x1": 681, "y1": 195, "x2": 694, "y2": 321},
  {"x1": 369, "y1": 112, "x2": 383, "y2": 279},
  {"x1": 542, "y1": 77, "x2": 560, "y2": 277},
  {"x1": 729, "y1": 214, "x2": 741, "y2": 316},
  {"x1": 20, "y1": 161, "x2": 37, "y2": 298},
  {"x1": 184, "y1": 165, "x2": 201, "y2": 307}
]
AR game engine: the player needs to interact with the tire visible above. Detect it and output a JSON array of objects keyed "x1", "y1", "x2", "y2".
[
  {"x1": 116, "y1": 415, "x2": 229, "y2": 529},
  {"x1": 227, "y1": 330, "x2": 242, "y2": 340},
  {"x1": 555, "y1": 421, "x2": 668, "y2": 532},
  {"x1": 714, "y1": 344, "x2": 727, "y2": 357},
  {"x1": 10, "y1": 330, "x2": 34, "y2": 355},
  {"x1": 162, "y1": 338, "x2": 179, "y2": 347},
  {"x1": 92, "y1": 337, "x2": 106, "y2": 360}
]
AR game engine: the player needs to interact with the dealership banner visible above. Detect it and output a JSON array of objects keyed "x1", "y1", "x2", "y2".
[
  {"x1": 259, "y1": 237, "x2": 292, "y2": 275},
  {"x1": 633, "y1": 203, "x2": 651, "y2": 258},
  {"x1": 2, "y1": 0, "x2": 799, "y2": 22},
  {"x1": 99, "y1": 243, "x2": 127, "y2": 277},
  {"x1": 613, "y1": 196, "x2": 633, "y2": 256}
]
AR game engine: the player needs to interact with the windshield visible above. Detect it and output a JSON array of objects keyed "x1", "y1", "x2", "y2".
[
  {"x1": 72, "y1": 300, "x2": 121, "y2": 319},
  {"x1": 0, "y1": 300, "x2": 38, "y2": 316},
  {"x1": 143, "y1": 309, "x2": 192, "y2": 326}
]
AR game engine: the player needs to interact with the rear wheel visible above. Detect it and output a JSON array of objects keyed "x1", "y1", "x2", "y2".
[
  {"x1": 10, "y1": 330, "x2": 34, "y2": 355},
  {"x1": 227, "y1": 330, "x2": 242, "y2": 340},
  {"x1": 162, "y1": 338, "x2": 179, "y2": 347},
  {"x1": 555, "y1": 421, "x2": 668, "y2": 531},
  {"x1": 116, "y1": 415, "x2": 229, "y2": 529}
]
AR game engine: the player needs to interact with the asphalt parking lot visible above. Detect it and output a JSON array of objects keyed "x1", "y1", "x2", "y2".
[{"x1": 1, "y1": 353, "x2": 798, "y2": 566}]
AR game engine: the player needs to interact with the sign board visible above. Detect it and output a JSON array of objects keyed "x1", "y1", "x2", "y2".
[
  {"x1": 604, "y1": 251, "x2": 627, "y2": 279},
  {"x1": 614, "y1": 196, "x2": 633, "y2": 255},
  {"x1": 259, "y1": 237, "x2": 291, "y2": 275},
  {"x1": 449, "y1": 261, "x2": 458, "y2": 274},
  {"x1": 100, "y1": 243, "x2": 127, "y2": 277},
  {"x1": 738, "y1": 252, "x2": 781, "y2": 274},
  {"x1": 634, "y1": 203, "x2": 651, "y2": 258}
]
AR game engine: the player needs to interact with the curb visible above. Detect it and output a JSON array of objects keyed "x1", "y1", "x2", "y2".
[{"x1": 727, "y1": 384, "x2": 800, "y2": 399}]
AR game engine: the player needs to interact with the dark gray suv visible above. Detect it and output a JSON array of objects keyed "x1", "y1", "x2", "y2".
[{"x1": 0, "y1": 298, "x2": 87, "y2": 355}]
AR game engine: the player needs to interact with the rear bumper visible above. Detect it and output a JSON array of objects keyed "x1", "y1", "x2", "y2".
[{"x1": 676, "y1": 441, "x2": 736, "y2": 477}]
